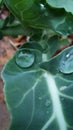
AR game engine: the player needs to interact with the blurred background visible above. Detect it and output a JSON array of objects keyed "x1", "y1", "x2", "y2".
[{"x1": 0, "y1": 5, "x2": 26, "y2": 130}]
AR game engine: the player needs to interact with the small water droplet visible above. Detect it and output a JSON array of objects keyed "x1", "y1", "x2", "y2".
[
  {"x1": 69, "y1": 27, "x2": 72, "y2": 31},
  {"x1": 66, "y1": 53, "x2": 70, "y2": 58},
  {"x1": 40, "y1": 4, "x2": 44, "y2": 8},
  {"x1": 60, "y1": 86, "x2": 67, "y2": 91},
  {"x1": 16, "y1": 49, "x2": 35, "y2": 68},
  {"x1": 38, "y1": 97, "x2": 42, "y2": 100},
  {"x1": 45, "y1": 99, "x2": 51, "y2": 107}
]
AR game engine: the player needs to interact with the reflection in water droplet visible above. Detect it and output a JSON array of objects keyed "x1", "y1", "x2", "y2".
[
  {"x1": 16, "y1": 50, "x2": 35, "y2": 68},
  {"x1": 40, "y1": 4, "x2": 44, "y2": 9},
  {"x1": 66, "y1": 53, "x2": 70, "y2": 58},
  {"x1": 45, "y1": 99, "x2": 51, "y2": 107},
  {"x1": 60, "y1": 48, "x2": 73, "y2": 74}
]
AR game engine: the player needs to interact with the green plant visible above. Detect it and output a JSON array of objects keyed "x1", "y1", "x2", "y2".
[{"x1": 1, "y1": 0, "x2": 73, "y2": 130}]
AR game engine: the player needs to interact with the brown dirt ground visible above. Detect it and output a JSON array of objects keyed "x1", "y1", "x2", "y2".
[
  {"x1": 0, "y1": 35, "x2": 25, "y2": 130},
  {"x1": 0, "y1": 37, "x2": 15, "y2": 130}
]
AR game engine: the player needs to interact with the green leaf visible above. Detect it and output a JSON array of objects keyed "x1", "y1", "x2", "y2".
[
  {"x1": 0, "y1": 19, "x2": 5, "y2": 29},
  {"x1": 44, "y1": 35, "x2": 61, "y2": 57},
  {"x1": 4, "y1": 0, "x2": 73, "y2": 36},
  {"x1": 20, "y1": 36, "x2": 67, "y2": 59},
  {"x1": 0, "y1": 0, "x2": 3, "y2": 7},
  {"x1": 1, "y1": 23, "x2": 33, "y2": 37},
  {"x1": 2, "y1": 43, "x2": 73, "y2": 130},
  {"x1": 46, "y1": 0, "x2": 73, "y2": 14},
  {"x1": 5, "y1": 0, "x2": 46, "y2": 28},
  {"x1": 40, "y1": 46, "x2": 73, "y2": 76},
  {"x1": 15, "y1": 0, "x2": 34, "y2": 11}
]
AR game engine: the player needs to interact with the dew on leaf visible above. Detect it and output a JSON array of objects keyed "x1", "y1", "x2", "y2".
[
  {"x1": 16, "y1": 50, "x2": 35, "y2": 68},
  {"x1": 60, "y1": 86, "x2": 67, "y2": 91},
  {"x1": 68, "y1": 26, "x2": 72, "y2": 33},
  {"x1": 60, "y1": 49, "x2": 73, "y2": 74},
  {"x1": 40, "y1": 4, "x2": 44, "y2": 9},
  {"x1": 45, "y1": 99, "x2": 51, "y2": 107},
  {"x1": 66, "y1": 53, "x2": 70, "y2": 58},
  {"x1": 69, "y1": 27, "x2": 72, "y2": 30}
]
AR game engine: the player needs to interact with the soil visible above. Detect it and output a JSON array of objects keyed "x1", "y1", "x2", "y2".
[
  {"x1": 0, "y1": 36, "x2": 26, "y2": 130},
  {"x1": 0, "y1": 37, "x2": 15, "y2": 130}
]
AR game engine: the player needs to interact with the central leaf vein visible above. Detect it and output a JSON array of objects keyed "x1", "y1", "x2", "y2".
[{"x1": 43, "y1": 72, "x2": 67, "y2": 130}]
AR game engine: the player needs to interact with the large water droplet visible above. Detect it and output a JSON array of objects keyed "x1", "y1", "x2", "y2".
[
  {"x1": 60, "y1": 48, "x2": 73, "y2": 74},
  {"x1": 16, "y1": 49, "x2": 35, "y2": 68},
  {"x1": 45, "y1": 99, "x2": 51, "y2": 107}
]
